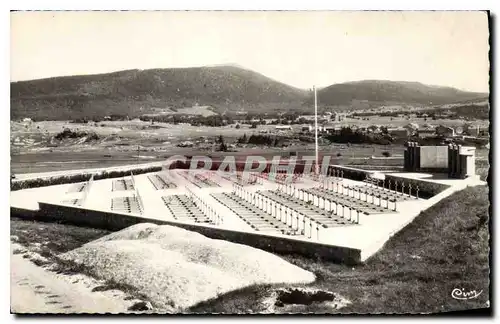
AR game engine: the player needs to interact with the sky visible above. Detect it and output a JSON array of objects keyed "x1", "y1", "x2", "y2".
[{"x1": 10, "y1": 11, "x2": 490, "y2": 92}]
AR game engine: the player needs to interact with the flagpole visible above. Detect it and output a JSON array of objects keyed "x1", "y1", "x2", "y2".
[{"x1": 314, "y1": 85, "x2": 319, "y2": 175}]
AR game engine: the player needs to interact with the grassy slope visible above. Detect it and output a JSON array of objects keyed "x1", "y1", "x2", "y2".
[{"x1": 188, "y1": 185, "x2": 490, "y2": 314}]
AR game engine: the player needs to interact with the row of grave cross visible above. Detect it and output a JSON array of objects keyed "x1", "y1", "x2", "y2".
[
  {"x1": 272, "y1": 188, "x2": 367, "y2": 224},
  {"x1": 274, "y1": 178, "x2": 419, "y2": 212},
  {"x1": 363, "y1": 177, "x2": 420, "y2": 199},
  {"x1": 185, "y1": 186, "x2": 223, "y2": 225},
  {"x1": 275, "y1": 181, "x2": 399, "y2": 212},
  {"x1": 130, "y1": 172, "x2": 145, "y2": 214},
  {"x1": 178, "y1": 170, "x2": 218, "y2": 188},
  {"x1": 231, "y1": 183, "x2": 324, "y2": 240},
  {"x1": 231, "y1": 181, "x2": 366, "y2": 230},
  {"x1": 254, "y1": 171, "x2": 298, "y2": 185}
]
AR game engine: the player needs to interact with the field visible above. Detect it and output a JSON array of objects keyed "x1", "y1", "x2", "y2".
[
  {"x1": 11, "y1": 119, "x2": 413, "y2": 174},
  {"x1": 11, "y1": 118, "x2": 489, "y2": 175}
]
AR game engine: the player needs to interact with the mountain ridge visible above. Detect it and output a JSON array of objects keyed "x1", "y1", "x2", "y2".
[{"x1": 11, "y1": 66, "x2": 488, "y2": 120}]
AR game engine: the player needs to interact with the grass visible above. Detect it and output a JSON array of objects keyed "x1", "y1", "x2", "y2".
[
  {"x1": 11, "y1": 218, "x2": 110, "y2": 253},
  {"x1": 188, "y1": 185, "x2": 490, "y2": 314},
  {"x1": 11, "y1": 218, "x2": 110, "y2": 277}
]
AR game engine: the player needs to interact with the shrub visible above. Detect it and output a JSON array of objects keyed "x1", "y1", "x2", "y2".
[{"x1": 382, "y1": 151, "x2": 391, "y2": 157}]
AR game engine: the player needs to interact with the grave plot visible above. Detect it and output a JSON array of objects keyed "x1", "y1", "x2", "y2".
[
  {"x1": 148, "y1": 173, "x2": 177, "y2": 190},
  {"x1": 178, "y1": 171, "x2": 220, "y2": 188},
  {"x1": 219, "y1": 172, "x2": 262, "y2": 186},
  {"x1": 360, "y1": 178, "x2": 420, "y2": 201},
  {"x1": 162, "y1": 195, "x2": 213, "y2": 224},
  {"x1": 111, "y1": 196, "x2": 142, "y2": 214},
  {"x1": 257, "y1": 172, "x2": 304, "y2": 185},
  {"x1": 66, "y1": 182, "x2": 87, "y2": 193},
  {"x1": 112, "y1": 178, "x2": 134, "y2": 191},
  {"x1": 312, "y1": 179, "x2": 414, "y2": 211},
  {"x1": 61, "y1": 198, "x2": 83, "y2": 206},
  {"x1": 302, "y1": 187, "x2": 394, "y2": 214},
  {"x1": 211, "y1": 192, "x2": 301, "y2": 236}
]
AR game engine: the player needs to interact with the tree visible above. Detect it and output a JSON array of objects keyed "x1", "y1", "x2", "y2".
[
  {"x1": 238, "y1": 133, "x2": 248, "y2": 144},
  {"x1": 250, "y1": 122, "x2": 258, "y2": 129},
  {"x1": 235, "y1": 124, "x2": 241, "y2": 129},
  {"x1": 218, "y1": 135, "x2": 227, "y2": 151}
]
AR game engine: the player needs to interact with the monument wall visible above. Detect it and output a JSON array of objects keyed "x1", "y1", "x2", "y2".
[{"x1": 419, "y1": 146, "x2": 448, "y2": 169}]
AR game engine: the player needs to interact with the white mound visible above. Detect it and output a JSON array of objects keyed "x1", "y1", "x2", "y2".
[{"x1": 61, "y1": 223, "x2": 315, "y2": 312}]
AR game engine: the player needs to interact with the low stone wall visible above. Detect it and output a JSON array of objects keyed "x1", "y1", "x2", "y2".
[
  {"x1": 26, "y1": 203, "x2": 362, "y2": 265},
  {"x1": 11, "y1": 207, "x2": 38, "y2": 220}
]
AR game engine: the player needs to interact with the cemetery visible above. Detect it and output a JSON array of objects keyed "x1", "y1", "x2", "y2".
[{"x1": 10, "y1": 143, "x2": 486, "y2": 264}]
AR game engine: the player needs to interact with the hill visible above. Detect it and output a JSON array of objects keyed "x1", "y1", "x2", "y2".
[
  {"x1": 11, "y1": 67, "x2": 489, "y2": 120},
  {"x1": 313, "y1": 80, "x2": 488, "y2": 110},
  {"x1": 11, "y1": 66, "x2": 309, "y2": 121}
]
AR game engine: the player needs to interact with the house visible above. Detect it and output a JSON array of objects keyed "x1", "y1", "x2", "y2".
[
  {"x1": 435, "y1": 125, "x2": 455, "y2": 137},
  {"x1": 275, "y1": 125, "x2": 292, "y2": 131},
  {"x1": 417, "y1": 129, "x2": 436, "y2": 138},
  {"x1": 297, "y1": 115, "x2": 316, "y2": 121},
  {"x1": 323, "y1": 126, "x2": 337, "y2": 134},
  {"x1": 300, "y1": 125, "x2": 327, "y2": 133},
  {"x1": 478, "y1": 127, "x2": 490, "y2": 137},
  {"x1": 302, "y1": 125, "x2": 313, "y2": 133},
  {"x1": 331, "y1": 112, "x2": 346, "y2": 122},
  {"x1": 22, "y1": 118, "x2": 32, "y2": 123}
]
